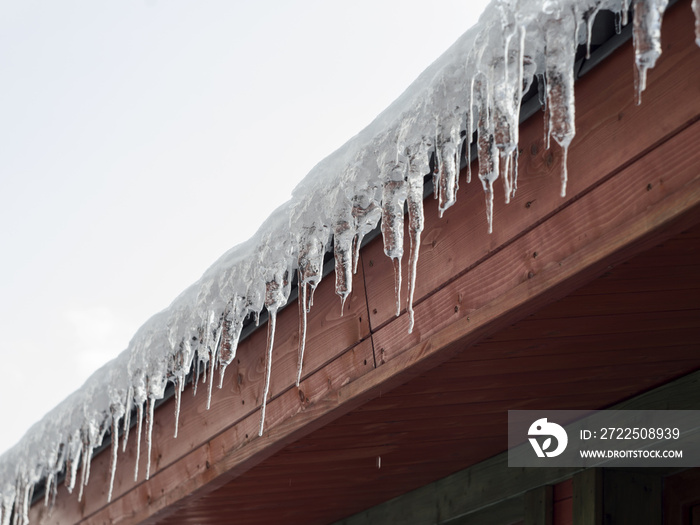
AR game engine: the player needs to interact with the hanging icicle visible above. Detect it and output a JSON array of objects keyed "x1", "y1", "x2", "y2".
[
  {"x1": 295, "y1": 224, "x2": 327, "y2": 386},
  {"x1": 405, "y1": 138, "x2": 430, "y2": 332},
  {"x1": 379, "y1": 146, "x2": 409, "y2": 317},
  {"x1": 543, "y1": 0, "x2": 577, "y2": 197},
  {"x1": 633, "y1": 0, "x2": 669, "y2": 104}
]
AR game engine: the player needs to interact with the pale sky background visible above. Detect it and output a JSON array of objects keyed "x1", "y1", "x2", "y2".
[{"x1": 0, "y1": 0, "x2": 490, "y2": 456}]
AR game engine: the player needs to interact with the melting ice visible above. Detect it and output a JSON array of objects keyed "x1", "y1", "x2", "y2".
[{"x1": 1, "y1": 0, "x2": 698, "y2": 523}]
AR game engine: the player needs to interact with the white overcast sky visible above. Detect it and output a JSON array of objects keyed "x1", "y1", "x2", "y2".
[{"x1": 0, "y1": 0, "x2": 490, "y2": 455}]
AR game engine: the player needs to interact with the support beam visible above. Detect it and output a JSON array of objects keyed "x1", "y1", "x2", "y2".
[
  {"x1": 602, "y1": 470, "x2": 662, "y2": 525},
  {"x1": 525, "y1": 486, "x2": 553, "y2": 525},
  {"x1": 573, "y1": 469, "x2": 602, "y2": 525}
]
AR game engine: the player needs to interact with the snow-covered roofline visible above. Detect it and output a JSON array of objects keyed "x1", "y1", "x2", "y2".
[{"x1": 2, "y1": 0, "x2": 699, "y2": 523}]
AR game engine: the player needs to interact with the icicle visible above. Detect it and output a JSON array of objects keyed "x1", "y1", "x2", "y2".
[
  {"x1": 465, "y1": 40, "x2": 488, "y2": 190},
  {"x1": 633, "y1": 0, "x2": 669, "y2": 105},
  {"x1": 544, "y1": 2, "x2": 577, "y2": 197},
  {"x1": 10, "y1": 480, "x2": 18, "y2": 525},
  {"x1": 296, "y1": 226, "x2": 326, "y2": 386},
  {"x1": 622, "y1": 0, "x2": 632, "y2": 26},
  {"x1": 380, "y1": 156, "x2": 408, "y2": 316},
  {"x1": 122, "y1": 386, "x2": 133, "y2": 452},
  {"x1": 108, "y1": 407, "x2": 119, "y2": 503},
  {"x1": 2, "y1": 497, "x2": 12, "y2": 525},
  {"x1": 435, "y1": 125, "x2": 460, "y2": 217},
  {"x1": 258, "y1": 308, "x2": 276, "y2": 436},
  {"x1": 378, "y1": 141, "x2": 408, "y2": 317},
  {"x1": 77, "y1": 436, "x2": 88, "y2": 502},
  {"x1": 406, "y1": 139, "x2": 429, "y2": 333},
  {"x1": 493, "y1": 32, "x2": 523, "y2": 204},
  {"x1": 216, "y1": 308, "x2": 233, "y2": 389},
  {"x1": 585, "y1": 4, "x2": 602, "y2": 59},
  {"x1": 258, "y1": 255, "x2": 291, "y2": 435},
  {"x1": 192, "y1": 353, "x2": 201, "y2": 398},
  {"x1": 145, "y1": 395, "x2": 155, "y2": 481},
  {"x1": 42, "y1": 443, "x2": 63, "y2": 510},
  {"x1": 202, "y1": 310, "x2": 223, "y2": 410},
  {"x1": 200, "y1": 349, "x2": 208, "y2": 388},
  {"x1": 333, "y1": 215, "x2": 354, "y2": 313},
  {"x1": 14, "y1": 480, "x2": 31, "y2": 525},
  {"x1": 43, "y1": 476, "x2": 52, "y2": 509},
  {"x1": 467, "y1": 72, "x2": 477, "y2": 185},
  {"x1": 76, "y1": 418, "x2": 100, "y2": 502},
  {"x1": 350, "y1": 193, "x2": 381, "y2": 274},
  {"x1": 206, "y1": 353, "x2": 215, "y2": 411},
  {"x1": 218, "y1": 295, "x2": 246, "y2": 388},
  {"x1": 475, "y1": 73, "x2": 499, "y2": 233},
  {"x1": 537, "y1": 72, "x2": 550, "y2": 149},
  {"x1": 435, "y1": 125, "x2": 459, "y2": 216},
  {"x1": 173, "y1": 377, "x2": 182, "y2": 438},
  {"x1": 694, "y1": 0, "x2": 700, "y2": 47},
  {"x1": 133, "y1": 401, "x2": 143, "y2": 482},
  {"x1": 492, "y1": 2, "x2": 524, "y2": 204},
  {"x1": 297, "y1": 283, "x2": 309, "y2": 386},
  {"x1": 66, "y1": 432, "x2": 81, "y2": 494}
]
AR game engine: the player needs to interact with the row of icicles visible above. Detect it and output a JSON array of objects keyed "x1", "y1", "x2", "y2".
[{"x1": 3, "y1": 1, "x2": 700, "y2": 524}]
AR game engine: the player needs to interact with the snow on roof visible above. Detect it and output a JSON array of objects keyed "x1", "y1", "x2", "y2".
[{"x1": 2, "y1": 0, "x2": 698, "y2": 522}]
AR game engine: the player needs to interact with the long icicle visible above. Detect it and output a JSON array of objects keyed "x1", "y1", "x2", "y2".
[
  {"x1": 173, "y1": 377, "x2": 182, "y2": 439},
  {"x1": 406, "y1": 141, "x2": 427, "y2": 333},
  {"x1": 133, "y1": 401, "x2": 143, "y2": 482},
  {"x1": 107, "y1": 408, "x2": 119, "y2": 503},
  {"x1": 122, "y1": 386, "x2": 133, "y2": 453},
  {"x1": 380, "y1": 169, "x2": 407, "y2": 316},
  {"x1": 297, "y1": 282, "x2": 309, "y2": 387},
  {"x1": 544, "y1": 2, "x2": 577, "y2": 196},
  {"x1": 258, "y1": 308, "x2": 277, "y2": 436},
  {"x1": 145, "y1": 395, "x2": 155, "y2": 481},
  {"x1": 476, "y1": 74, "x2": 499, "y2": 233},
  {"x1": 633, "y1": 0, "x2": 669, "y2": 105}
]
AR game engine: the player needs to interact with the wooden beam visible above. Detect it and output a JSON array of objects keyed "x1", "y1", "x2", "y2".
[
  {"x1": 664, "y1": 469, "x2": 700, "y2": 524},
  {"x1": 444, "y1": 496, "x2": 525, "y2": 525},
  {"x1": 525, "y1": 486, "x2": 553, "y2": 525},
  {"x1": 573, "y1": 469, "x2": 602, "y2": 525},
  {"x1": 602, "y1": 470, "x2": 662, "y2": 525}
]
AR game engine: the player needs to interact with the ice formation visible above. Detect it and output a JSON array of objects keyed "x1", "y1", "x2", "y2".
[{"x1": 1, "y1": 0, "x2": 697, "y2": 523}]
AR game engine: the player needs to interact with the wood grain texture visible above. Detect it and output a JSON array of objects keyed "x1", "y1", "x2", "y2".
[{"x1": 573, "y1": 469, "x2": 602, "y2": 525}]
